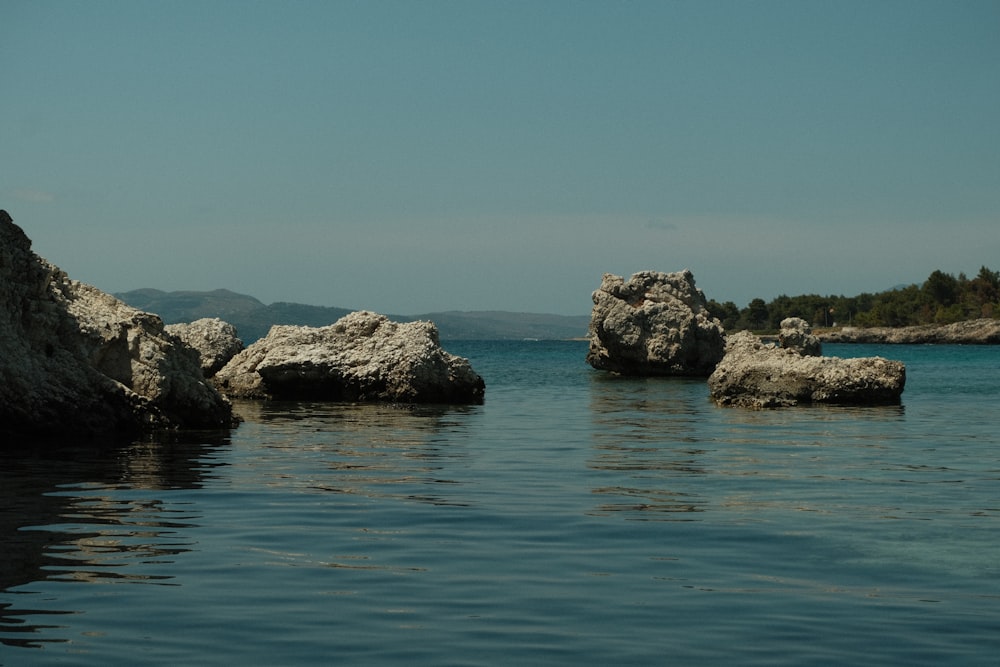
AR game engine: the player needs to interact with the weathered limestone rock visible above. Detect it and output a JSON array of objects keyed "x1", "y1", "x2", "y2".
[
  {"x1": 166, "y1": 318, "x2": 244, "y2": 377},
  {"x1": 819, "y1": 319, "x2": 1000, "y2": 344},
  {"x1": 586, "y1": 270, "x2": 726, "y2": 376},
  {"x1": 0, "y1": 211, "x2": 235, "y2": 438},
  {"x1": 214, "y1": 311, "x2": 485, "y2": 403},
  {"x1": 708, "y1": 331, "x2": 906, "y2": 408},
  {"x1": 778, "y1": 317, "x2": 822, "y2": 356}
]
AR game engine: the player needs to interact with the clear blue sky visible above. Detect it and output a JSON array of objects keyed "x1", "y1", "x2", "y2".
[{"x1": 3, "y1": 0, "x2": 998, "y2": 315}]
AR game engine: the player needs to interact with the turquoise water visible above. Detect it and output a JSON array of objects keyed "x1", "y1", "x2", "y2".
[{"x1": 2, "y1": 342, "x2": 999, "y2": 665}]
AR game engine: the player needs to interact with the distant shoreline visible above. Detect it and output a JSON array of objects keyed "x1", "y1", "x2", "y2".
[
  {"x1": 112, "y1": 289, "x2": 1000, "y2": 345},
  {"x1": 813, "y1": 319, "x2": 1000, "y2": 345}
]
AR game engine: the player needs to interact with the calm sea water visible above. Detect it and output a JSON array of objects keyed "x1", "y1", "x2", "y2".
[{"x1": 2, "y1": 341, "x2": 998, "y2": 666}]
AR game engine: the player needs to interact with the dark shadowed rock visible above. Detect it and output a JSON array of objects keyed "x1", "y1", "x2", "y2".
[
  {"x1": 586, "y1": 270, "x2": 726, "y2": 376},
  {"x1": 0, "y1": 211, "x2": 235, "y2": 438},
  {"x1": 708, "y1": 331, "x2": 905, "y2": 408},
  {"x1": 213, "y1": 311, "x2": 485, "y2": 403},
  {"x1": 165, "y1": 318, "x2": 244, "y2": 377}
]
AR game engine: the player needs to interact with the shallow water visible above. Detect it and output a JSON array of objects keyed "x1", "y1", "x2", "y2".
[{"x1": 2, "y1": 342, "x2": 999, "y2": 665}]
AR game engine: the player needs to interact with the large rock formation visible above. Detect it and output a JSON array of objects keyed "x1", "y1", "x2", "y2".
[
  {"x1": 819, "y1": 319, "x2": 1000, "y2": 344},
  {"x1": 214, "y1": 311, "x2": 485, "y2": 403},
  {"x1": 165, "y1": 318, "x2": 244, "y2": 377},
  {"x1": 708, "y1": 331, "x2": 906, "y2": 408},
  {"x1": 0, "y1": 211, "x2": 235, "y2": 438},
  {"x1": 586, "y1": 270, "x2": 726, "y2": 376}
]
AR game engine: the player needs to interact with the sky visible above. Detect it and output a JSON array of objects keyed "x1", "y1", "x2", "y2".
[{"x1": 2, "y1": 0, "x2": 998, "y2": 316}]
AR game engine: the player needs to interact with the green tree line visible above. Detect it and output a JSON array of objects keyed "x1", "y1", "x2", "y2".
[{"x1": 707, "y1": 266, "x2": 1000, "y2": 332}]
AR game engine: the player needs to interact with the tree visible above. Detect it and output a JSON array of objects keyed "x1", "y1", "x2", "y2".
[
  {"x1": 976, "y1": 265, "x2": 1000, "y2": 291},
  {"x1": 746, "y1": 298, "x2": 769, "y2": 330},
  {"x1": 706, "y1": 299, "x2": 741, "y2": 331},
  {"x1": 725, "y1": 266, "x2": 999, "y2": 331},
  {"x1": 969, "y1": 266, "x2": 1000, "y2": 316},
  {"x1": 923, "y1": 270, "x2": 959, "y2": 307}
]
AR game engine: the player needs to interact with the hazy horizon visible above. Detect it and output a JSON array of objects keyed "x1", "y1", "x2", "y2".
[
  {"x1": 3, "y1": 1, "x2": 998, "y2": 316},
  {"x1": 110, "y1": 272, "x2": 948, "y2": 318}
]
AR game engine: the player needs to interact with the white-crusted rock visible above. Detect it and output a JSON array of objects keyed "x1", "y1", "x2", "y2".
[
  {"x1": 778, "y1": 317, "x2": 822, "y2": 356},
  {"x1": 0, "y1": 210, "x2": 235, "y2": 437},
  {"x1": 214, "y1": 311, "x2": 485, "y2": 404},
  {"x1": 708, "y1": 331, "x2": 905, "y2": 408},
  {"x1": 586, "y1": 269, "x2": 726, "y2": 376},
  {"x1": 166, "y1": 318, "x2": 244, "y2": 377}
]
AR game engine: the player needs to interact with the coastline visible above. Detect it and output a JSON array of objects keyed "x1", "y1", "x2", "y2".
[{"x1": 815, "y1": 318, "x2": 1000, "y2": 344}]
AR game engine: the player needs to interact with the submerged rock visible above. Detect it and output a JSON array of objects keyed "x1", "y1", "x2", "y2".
[
  {"x1": 708, "y1": 331, "x2": 905, "y2": 408},
  {"x1": 166, "y1": 318, "x2": 244, "y2": 377},
  {"x1": 214, "y1": 311, "x2": 485, "y2": 404},
  {"x1": 586, "y1": 269, "x2": 726, "y2": 376},
  {"x1": 0, "y1": 210, "x2": 235, "y2": 438}
]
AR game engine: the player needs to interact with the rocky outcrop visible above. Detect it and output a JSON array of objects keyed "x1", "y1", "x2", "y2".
[
  {"x1": 586, "y1": 270, "x2": 726, "y2": 376},
  {"x1": 819, "y1": 319, "x2": 1000, "y2": 344},
  {"x1": 708, "y1": 331, "x2": 906, "y2": 408},
  {"x1": 778, "y1": 317, "x2": 821, "y2": 356},
  {"x1": 0, "y1": 211, "x2": 235, "y2": 438},
  {"x1": 214, "y1": 311, "x2": 485, "y2": 403},
  {"x1": 165, "y1": 318, "x2": 244, "y2": 377}
]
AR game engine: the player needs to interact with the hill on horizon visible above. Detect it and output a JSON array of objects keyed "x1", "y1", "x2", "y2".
[{"x1": 116, "y1": 288, "x2": 591, "y2": 342}]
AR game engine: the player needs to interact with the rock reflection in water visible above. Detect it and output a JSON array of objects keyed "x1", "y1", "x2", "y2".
[
  {"x1": 232, "y1": 400, "x2": 477, "y2": 507},
  {"x1": 587, "y1": 373, "x2": 912, "y2": 522},
  {"x1": 0, "y1": 433, "x2": 230, "y2": 648},
  {"x1": 588, "y1": 375, "x2": 710, "y2": 520}
]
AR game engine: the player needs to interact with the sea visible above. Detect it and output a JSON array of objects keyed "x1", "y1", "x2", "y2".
[{"x1": 1, "y1": 341, "x2": 998, "y2": 666}]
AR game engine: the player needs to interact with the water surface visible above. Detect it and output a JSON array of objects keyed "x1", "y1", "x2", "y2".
[{"x1": 2, "y1": 342, "x2": 998, "y2": 665}]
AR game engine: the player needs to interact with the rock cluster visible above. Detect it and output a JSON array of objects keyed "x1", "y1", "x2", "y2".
[
  {"x1": 214, "y1": 311, "x2": 485, "y2": 403},
  {"x1": 166, "y1": 318, "x2": 244, "y2": 377},
  {"x1": 0, "y1": 211, "x2": 235, "y2": 438},
  {"x1": 586, "y1": 270, "x2": 725, "y2": 376},
  {"x1": 708, "y1": 331, "x2": 906, "y2": 408}
]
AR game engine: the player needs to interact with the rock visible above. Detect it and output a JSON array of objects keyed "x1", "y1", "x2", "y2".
[
  {"x1": 708, "y1": 331, "x2": 906, "y2": 408},
  {"x1": 214, "y1": 311, "x2": 485, "y2": 403},
  {"x1": 586, "y1": 269, "x2": 726, "y2": 376},
  {"x1": 0, "y1": 211, "x2": 235, "y2": 438},
  {"x1": 165, "y1": 318, "x2": 244, "y2": 377},
  {"x1": 819, "y1": 319, "x2": 1000, "y2": 344},
  {"x1": 778, "y1": 317, "x2": 821, "y2": 356}
]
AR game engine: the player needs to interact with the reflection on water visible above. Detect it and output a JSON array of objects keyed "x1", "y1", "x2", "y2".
[
  {"x1": 2, "y1": 342, "x2": 998, "y2": 663},
  {"x1": 232, "y1": 400, "x2": 478, "y2": 507},
  {"x1": 23, "y1": 489, "x2": 197, "y2": 585},
  {"x1": 1, "y1": 402, "x2": 477, "y2": 648},
  {"x1": 588, "y1": 375, "x2": 712, "y2": 519},
  {"x1": 591, "y1": 485, "x2": 703, "y2": 517},
  {"x1": 586, "y1": 374, "x2": 914, "y2": 522},
  {"x1": 0, "y1": 433, "x2": 230, "y2": 648}
]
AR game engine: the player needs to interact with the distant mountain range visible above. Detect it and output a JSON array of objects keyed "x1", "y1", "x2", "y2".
[{"x1": 115, "y1": 288, "x2": 591, "y2": 342}]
